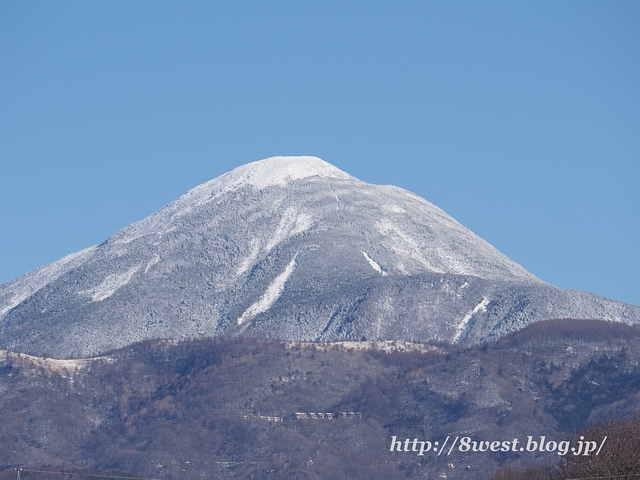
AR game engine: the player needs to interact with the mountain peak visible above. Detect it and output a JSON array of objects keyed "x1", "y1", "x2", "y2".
[
  {"x1": 2, "y1": 156, "x2": 639, "y2": 358},
  {"x1": 216, "y1": 156, "x2": 354, "y2": 191}
]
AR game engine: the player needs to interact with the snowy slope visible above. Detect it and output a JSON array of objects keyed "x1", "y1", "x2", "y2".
[{"x1": 1, "y1": 156, "x2": 639, "y2": 358}]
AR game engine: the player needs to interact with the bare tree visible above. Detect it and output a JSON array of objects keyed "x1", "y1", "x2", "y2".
[
  {"x1": 557, "y1": 416, "x2": 640, "y2": 480},
  {"x1": 491, "y1": 416, "x2": 640, "y2": 480}
]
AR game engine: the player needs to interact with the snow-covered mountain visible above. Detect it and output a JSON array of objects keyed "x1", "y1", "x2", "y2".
[{"x1": 1, "y1": 156, "x2": 639, "y2": 358}]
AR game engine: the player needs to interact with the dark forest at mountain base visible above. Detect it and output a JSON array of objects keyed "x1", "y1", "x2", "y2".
[
  {"x1": 491, "y1": 416, "x2": 640, "y2": 479},
  {"x1": 2, "y1": 319, "x2": 640, "y2": 480}
]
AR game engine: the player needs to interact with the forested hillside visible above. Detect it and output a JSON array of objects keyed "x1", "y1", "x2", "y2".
[{"x1": 2, "y1": 319, "x2": 640, "y2": 479}]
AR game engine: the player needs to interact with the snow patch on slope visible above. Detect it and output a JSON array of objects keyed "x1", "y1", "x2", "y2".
[
  {"x1": 144, "y1": 254, "x2": 160, "y2": 273},
  {"x1": 453, "y1": 298, "x2": 489, "y2": 343},
  {"x1": 0, "y1": 246, "x2": 96, "y2": 318},
  {"x1": 237, "y1": 255, "x2": 298, "y2": 325},
  {"x1": 361, "y1": 250, "x2": 388, "y2": 276},
  {"x1": 266, "y1": 208, "x2": 313, "y2": 251},
  {"x1": 235, "y1": 209, "x2": 312, "y2": 278},
  {"x1": 236, "y1": 239, "x2": 261, "y2": 277},
  {"x1": 81, "y1": 266, "x2": 139, "y2": 302},
  {"x1": 376, "y1": 218, "x2": 443, "y2": 274}
]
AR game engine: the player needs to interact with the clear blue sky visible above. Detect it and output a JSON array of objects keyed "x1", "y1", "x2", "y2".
[{"x1": 1, "y1": 1, "x2": 638, "y2": 306}]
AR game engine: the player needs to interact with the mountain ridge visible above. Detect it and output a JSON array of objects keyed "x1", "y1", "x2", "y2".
[{"x1": 1, "y1": 156, "x2": 638, "y2": 358}]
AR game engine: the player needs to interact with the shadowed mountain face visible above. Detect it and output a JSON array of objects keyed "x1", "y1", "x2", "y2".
[{"x1": 1, "y1": 156, "x2": 639, "y2": 358}]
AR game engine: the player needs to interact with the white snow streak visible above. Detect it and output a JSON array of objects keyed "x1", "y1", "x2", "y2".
[
  {"x1": 144, "y1": 254, "x2": 160, "y2": 273},
  {"x1": 375, "y1": 218, "x2": 443, "y2": 274},
  {"x1": 81, "y1": 266, "x2": 139, "y2": 302},
  {"x1": 236, "y1": 239, "x2": 261, "y2": 277},
  {"x1": 237, "y1": 255, "x2": 297, "y2": 325},
  {"x1": 453, "y1": 298, "x2": 489, "y2": 343},
  {"x1": 0, "y1": 246, "x2": 96, "y2": 317},
  {"x1": 266, "y1": 208, "x2": 313, "y2": 251},
  {"x1": 235, "y1": 209, "x2": 312, "y2": 278},
  {"x1": 361, "y1": 250, "x2": 388, "y2": 276}
]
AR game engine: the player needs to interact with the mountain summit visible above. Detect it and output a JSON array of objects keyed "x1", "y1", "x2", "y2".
[{"x1": 1, "y1": 156, "x2": 639, "y2": 357}]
